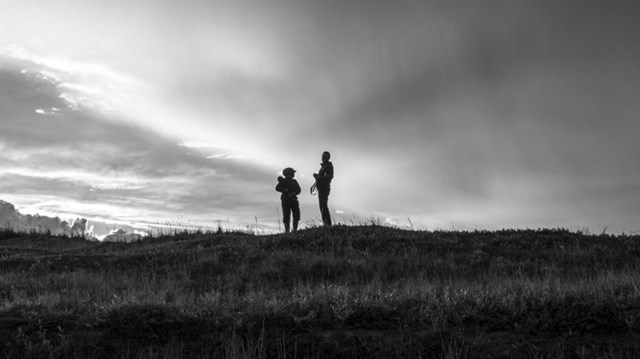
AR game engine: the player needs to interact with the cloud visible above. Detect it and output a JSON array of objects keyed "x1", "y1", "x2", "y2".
[
  {"x1": 0, "y1": 55, "x2": 279, "y2": 233},
  {"x1": 35, "y1": 107, "x2": 61, "y2": 115},
  {"x1": 277, "y1": 0, "x2": 640, "y2": 232},
  {"x1": 2, "y1": 45, "x2": 143, "y2": 115},
  {"x1": 0, "y1": 199, "x2": 88, "y2": 236},
  {"x1": 2, "y1": 0, "x2": 640, "y2": 233}
]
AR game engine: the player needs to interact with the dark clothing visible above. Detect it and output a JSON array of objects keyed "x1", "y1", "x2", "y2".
[
  {"x1": 318, "y1": 187, "x2": 332, "y2": 226},
  {"x1": 276, "y1": 177, "x2": 301, "y2": 232},
  {"x1": 276, "y1": 177, "x2": 301, "y2": 201},
  {"x1": 316, "y1": 161, "x2": 333, "y2": 226},
  {"x1": 315, "y1": 161, "x2": 333, "y2": 190},
  {"x1": 282, "y1": 198, "x2": 300, "y2": 231}
]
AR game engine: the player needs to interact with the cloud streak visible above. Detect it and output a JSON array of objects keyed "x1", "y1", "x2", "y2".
[
  {"x1": 1, "y1": 0, "x2": 640, "y2": 233},
  {"x1": 0, "y1": 55, "x2": 277, "y2": 234}
]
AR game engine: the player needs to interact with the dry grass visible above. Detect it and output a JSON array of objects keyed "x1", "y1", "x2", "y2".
[{"x1": 1, "y1": 226, "x2": 640, "y2": 358}]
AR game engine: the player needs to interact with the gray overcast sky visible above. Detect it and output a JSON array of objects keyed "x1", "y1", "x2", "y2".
[{"x1": 1, "y1": 0, "x2": 639, "y2": 233}]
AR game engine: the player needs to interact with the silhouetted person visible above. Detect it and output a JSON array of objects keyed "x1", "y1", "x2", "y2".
[
  {"x1": 313, "y1": 151, "x2": 333, "y2": 226},
  {"x1": 276, "y1": 167, "x2": 301, "y2": 233}
]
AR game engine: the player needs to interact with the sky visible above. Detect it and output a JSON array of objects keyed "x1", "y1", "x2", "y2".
[{"x1": 1, "y1": 0, "x2": 639, "y2": 234}]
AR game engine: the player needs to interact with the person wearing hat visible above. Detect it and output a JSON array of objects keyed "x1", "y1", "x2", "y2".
[{"x1": 276, "y1": 167, "x2": 301, "y2": 233}]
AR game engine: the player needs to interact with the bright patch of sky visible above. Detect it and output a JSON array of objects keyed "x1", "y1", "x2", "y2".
[{"x1": 1, "y1": 0, "x2": 640, "y2": 234}]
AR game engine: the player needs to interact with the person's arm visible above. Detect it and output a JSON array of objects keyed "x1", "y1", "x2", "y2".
[
  {"x1": 325, "y1": 163, "x2": 334, "y2": 181},
  {"x1": 316, "y1": 163, "x2": 333, "y2": 181},
  {"x1": 315, "y1": 163, "x2": 333, "y2": 181}
]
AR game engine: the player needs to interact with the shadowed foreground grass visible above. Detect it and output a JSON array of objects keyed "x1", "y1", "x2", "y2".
[{"x1": 1, "y1": 226, "x2": 640, "y2": 358}]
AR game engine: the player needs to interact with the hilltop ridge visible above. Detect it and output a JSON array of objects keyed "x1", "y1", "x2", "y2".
[{"x1": 1, "y1": 225, "x2": 640, "y2": 358}]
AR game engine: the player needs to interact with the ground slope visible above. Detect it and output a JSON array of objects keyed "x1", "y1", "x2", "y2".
[{"x1": 1, "y1": 226, "x2": 640, "y2": 358}]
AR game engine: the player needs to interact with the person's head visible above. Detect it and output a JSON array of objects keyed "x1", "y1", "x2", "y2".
[
  {"x1": 322, "y1": 151, "x2": 331, "y2": 163},
  {"x1": 283, "y1": 167, "x2": 296, "y2": 178}
]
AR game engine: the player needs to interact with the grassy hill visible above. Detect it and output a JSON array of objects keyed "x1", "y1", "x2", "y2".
[{"x1": 1, "y1": 226, "x2": 640, "y2": 358}]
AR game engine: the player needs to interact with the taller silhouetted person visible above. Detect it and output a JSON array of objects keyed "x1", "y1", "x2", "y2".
[
  {"x1": 276, "y1": 167, "x2": 301, "y2": 233},
  {"x1": 313, "y1": 151, "x2": 333, "y2": 226}
]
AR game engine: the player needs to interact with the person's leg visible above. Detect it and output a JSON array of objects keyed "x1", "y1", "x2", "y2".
[
  {"x1": 282, "y1": 200, "x2": 291, "y2": 233},
  {"x1": 318, "y1": 189, "x2": 332, "y2": 226},
  {"x1": 292, "y1": 200, "x2": 300, "y2": 232},
  {"x1": 318, "y1": 190, "x2": 326, "y2": 224}
]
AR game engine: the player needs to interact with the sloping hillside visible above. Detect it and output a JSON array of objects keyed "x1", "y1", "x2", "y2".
[{"x1": 1, "y1": 226, "x2": 640, "y2": 358}]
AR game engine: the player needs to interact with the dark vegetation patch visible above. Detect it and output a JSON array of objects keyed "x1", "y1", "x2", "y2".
[{"x1": 1, "y1": 226, "x2": 640, "y2": 358}]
